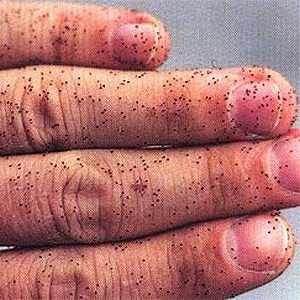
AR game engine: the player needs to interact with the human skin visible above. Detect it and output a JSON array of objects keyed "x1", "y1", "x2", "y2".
[{"x1": 0, "y1": 1, "x2": 299, "y2": 299}]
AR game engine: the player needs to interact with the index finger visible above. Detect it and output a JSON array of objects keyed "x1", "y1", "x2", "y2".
[{"x1": 0, "y1": 1, "x2": 170, "y2": 70}]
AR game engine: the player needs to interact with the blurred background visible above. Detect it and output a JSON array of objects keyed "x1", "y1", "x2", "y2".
[{"x1": 18, "y1": 0, "x2": 300, "y2": 298}]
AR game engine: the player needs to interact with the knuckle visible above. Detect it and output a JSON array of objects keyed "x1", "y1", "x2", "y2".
[
  {"x1": 34, "y1": 249, "x2": 97, "y2": 298},
  {"x1": 0, "y1": 70, "x2": 59, "y2": 154},
  {"x1": 15, "y1": 73, "x2": 60, "y2": 152},
  {"x1": 21, "y1": 90, "x2": 51, "y2": 152},
  {"x1": 51, "y1": 152, "x2": 110, "y2": 243},
  {"x1": 19, "y1": 71, "x2": 71, "y2": 153},
  {"x1": 2, "y1": 250, "x2": 100, "y2": 298}
]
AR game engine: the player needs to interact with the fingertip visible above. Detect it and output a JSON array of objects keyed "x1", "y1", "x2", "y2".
[
  {"x1": 266, "y1": 68, "x2": 298, "y2": 134},
  {"x1": 257, "y1": 67, "x2": 298, "y2": 135},
  {"x1": 110, "y1": 19, "x2": 170, "y2": 70},
  {"x1": 230, "y1": 80, "x2": 282, "y2": 136},
  {"x1": 226, "y1": 213, "x2": 296, "y2": 274},
  {"x1": 214, "y1": 212, "x2": 297, "y2": 297},
  {"x1": 270, "y1": 130, "x2": 300, "y2": 194},
  {"x1": 145, "y1": 20, "x2": 171, "y2": 69},
  {"x1": 228, "y1": 67, "x2": 298, "y2": 139}
]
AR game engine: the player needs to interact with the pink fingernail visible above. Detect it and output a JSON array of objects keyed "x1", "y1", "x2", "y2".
[
  {"x1": 227, "y1": 215, "x2": 288, "y2": 272},
  {"x1": 271, "y1": 136, "x2": 300, "y2": 193},
  {"x1": 230, "y1": 81, "x2": 281, "y2": 136},
  {"x1": 111, "y1": 23, "x2": 158, "y2": 66}
]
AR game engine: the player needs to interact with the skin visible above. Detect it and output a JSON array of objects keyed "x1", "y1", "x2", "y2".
[
  {"x1": 0, "y1": 130, "x2": 299, "y2": 246},
  {"x1": 0, "y1": 66, "x2": 297, "y2": 154},
  {"x1": 0, "y1": 214, "x2": 296, "y2": 299},
  {"x1": 0, "y1": 1, "x2": 299, "y2": 299},
  {"x1": 0, "y1": 1, "x2": 169, "y2": 70}
]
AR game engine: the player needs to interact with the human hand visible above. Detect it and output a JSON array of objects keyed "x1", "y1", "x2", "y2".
[{"x1": 0, "y1": 1, "x2": 299, "y2": 299}]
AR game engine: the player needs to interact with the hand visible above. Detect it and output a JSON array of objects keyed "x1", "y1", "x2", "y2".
[{"x1": 0, "y1": 1, "x2": 298, "y2": 299}]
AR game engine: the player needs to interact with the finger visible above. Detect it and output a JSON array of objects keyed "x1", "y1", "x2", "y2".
[
  {"x1": 0, "y1": 213, "x2": 296, "y2": 299},
  {"x1": 0, "y1": 66, "x2": 297, "y2": 155},
  {"x1": 0, "y1": 130, "x2": 299, "y2": 246},
  {"x1": 0, "y1": 1, "x2": 170, "y2": 70}
]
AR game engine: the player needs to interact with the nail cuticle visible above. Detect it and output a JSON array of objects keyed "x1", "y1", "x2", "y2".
[{"x1": 267, "y1": 81, "x2": 282, "y2": 134}]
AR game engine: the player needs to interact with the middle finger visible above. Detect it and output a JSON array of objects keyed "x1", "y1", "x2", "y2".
[
  {"x1": 0, "y1": 130, "x2": 299, "y2": 246},
  {"x1": 0, "y1": 65, "x2": 297, "y2": 155}
]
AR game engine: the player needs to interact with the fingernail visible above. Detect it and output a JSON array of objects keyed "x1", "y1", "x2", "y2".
[
  {"x1": 271, "y1": 136, "x2": 300, "y2": 193},
  {"x1": 227, "y1": 215, "x2": 288, "y2": 272},
  {"x1": 230, "y1": 81, "x2": 281, "y2": 136},
  {"x1": 111, "y1": 23, "x2": 158, "y2": 66}
]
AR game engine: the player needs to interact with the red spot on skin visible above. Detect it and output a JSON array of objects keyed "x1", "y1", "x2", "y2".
[{"x1": 131, "y1": 177, "x2": 148, "y2": 195}]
